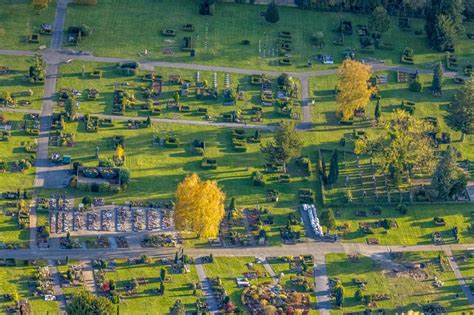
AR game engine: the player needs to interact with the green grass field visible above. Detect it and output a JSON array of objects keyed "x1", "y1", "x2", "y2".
[
  {"x1": 335, "y1": 204, "x2": 474, "y2": 245},
  {"x1": 309, "y1": 72, "x2": 473, "y2": 161},
  {"x1": 104, "y1": 259, "x2": 199, "y2": 314},
  {"x1": 0, "y1": 55, "x2": 46, "y2": 111},
  {"x1": 0, "y1": 0, "x2": 56, "y2": 51},
  {"x1": 0, "y1": 260, "x2": 59, "y2": 315},
  {"x1": 64, "y1": 0, "x2": 474, "y2": 71},
  {"x1": 326, "y1": 252, "x2": 471, "y2": 314},
  {"x1": 454, "y1": 251, "x2": 474, "y2": 288},
  {"x1": 0, "y1": 112, "x2": 37, "y2": 192},
  {"x1": 56, "y1": 61, "x2": 300, "y2": 124}
]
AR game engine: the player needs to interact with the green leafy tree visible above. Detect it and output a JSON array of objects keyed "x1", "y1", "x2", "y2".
[
  {"x1": 81, "y1": 196, "x2": 92, "y2": 208},
  {"x1": 261, "y1": 122, "x2": 302, "y2": 173},
  {"x1": 431, "y1": 62, "x2": 443, "y2": 93},
  {"x1": 446, "y1": 79, "x2": 474, "y2": 142},
  {"x1": 265, "y1": 1, "x2": 280, "y2": 23},
  {"x1": 368, "y1": 6, "x2": 390, "y2": 35},
  {"x1": 431, "y1": 146, "x2": 469, "y2": 199},
  {"x1": 170, "y1": 299, "x2": 186, "y2": 315},
  {"x1": 320, "y1": 208, "x2": 336, "y2": 233},
  {"x1": 67, "y1": 291, "x2": 114, "y2": 315},
  {"x1": 355, "y1": 110, "x2": 436, "y2": 185}
]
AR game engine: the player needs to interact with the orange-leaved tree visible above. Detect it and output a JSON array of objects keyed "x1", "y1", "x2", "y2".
[
  {"x1": 336, "y1": 59, "x2": 375, "y2": 121},
  {"x1": 174, "y1": 173, "x2": 225, "y2": 238}
]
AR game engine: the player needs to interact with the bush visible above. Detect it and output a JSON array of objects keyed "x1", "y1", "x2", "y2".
[
  {"x1": 409, "y1": 75, "x2": 423, "y2": 92},
  {"x1": 82, "y1": 196, "x2": 93, "y2": 207},
  {"x1": 252, "y1": 171, "x2": 266, "y2": 186},
  {"x1": 397, "y1": 204, "x2": 408, "y2": 215}
]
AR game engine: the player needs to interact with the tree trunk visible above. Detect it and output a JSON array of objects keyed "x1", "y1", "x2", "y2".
[{"x1": 461, "y1": 132, "x2": 465, "y2": 143}]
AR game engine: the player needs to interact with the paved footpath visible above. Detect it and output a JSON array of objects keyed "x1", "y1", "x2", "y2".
[
  {"x1": 49, "y1": 259, "x2": 67, "y2": 315},
  {"x1": 81, "y1": 260, "x2": 98, "y2": 294},
  {"x1": 445, "y1": 250, "x2": 474, "y2": 305},
  {"x1": 195, "y1": 259, "x2": 219, "y2": 314}
]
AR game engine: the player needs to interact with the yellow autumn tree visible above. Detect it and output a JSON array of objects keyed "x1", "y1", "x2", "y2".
[
  {"x1": 116, "y1": 144, "x2": 124, "y2": 161},
  {"x1": 174, "y1": 173, "x2": 225, "y2": 238},
  {"x1": 32, "y1": 0, "x2": 49, "y2": 11},
  {"x1": 336, "y1": 59, "x2": 375, "y2": 121}
]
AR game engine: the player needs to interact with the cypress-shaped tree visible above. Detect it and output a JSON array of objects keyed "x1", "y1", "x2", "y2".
[
  {"x1": 374, "y1": 99, "x2": 381, "y2": 123},
  {"x1": 265, "y1": 1, "x2": 280, "y2": 23},
  {"x1": 431, "y1": 62, "x2": 443, "y2": 93},
  {"x1": 328, "y1": 149, "x2": 339, "y2": 185},
  {"x1": 160, "y1": 281, "x2": 165, "y2": 295}
]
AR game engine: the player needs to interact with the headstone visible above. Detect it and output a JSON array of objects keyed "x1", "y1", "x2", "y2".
[{"x1": 213, "y1": 72, "x2": 217, "y2": 89}]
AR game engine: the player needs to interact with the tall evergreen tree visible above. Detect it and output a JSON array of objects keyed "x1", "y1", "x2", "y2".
[
  {"x1": 425, "y1": 0, "x2": 463, "y2": 51},
  {"x1": 431, "y1": 62, "x2": 443, "y2": 93},
  {"x1": 265, "y1": 1, "x2": 280, "y2": 23},
  {"x1": 368, "y1": 6, "x2": 390, "y2": 36},
  {"x1": 320, "y1": 208, "x2": 336, "y2": 233},
  {"x1": 431, "y1": 146, "x2": 469, "y2": 199},
  {"x1": 328, "y1": 149, "x2": 339, "y2": 185},
  {"x1": 446, "y1": 79, "x2": 474, "y2": 142},
  {"x1": 374, "y1": 99, "x2": 381, "y2": 123},
  {"x1": 434, "y1": 14, "x2": 457, "y2": 51}
]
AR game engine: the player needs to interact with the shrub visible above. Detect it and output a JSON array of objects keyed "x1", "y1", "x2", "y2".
[
  {"x1": 344, "y1": 190, "x2": 353, "y2": 203},
  {"x1": 252, "y1": 171, "x2": 266, "y2": 186},
  {"x1": 409, "y1": 75, "x2": 423, "y2": 92},
  {"x1": 397, "y1": 204, "x2": 408, "y2": 215}
]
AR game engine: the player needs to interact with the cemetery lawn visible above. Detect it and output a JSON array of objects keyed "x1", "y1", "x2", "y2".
[
  {"x1": 103, "y1": 259, "x2": 199, "y2": 314},
  {"x1": 57, "y1": 61, "x2": 300, "y2": 125},
  {"x1": 204, "y1": 257, "x2": 271, "y2": 311},
  {"x1": 308, "y1": 71, "x2": 473, "y2": 205},
  {"x1": 326, "y1": 252, "x2": 471, "y2": 314},
  {"x1": 453, "y1": 251, "x2": 474, "y2": 286},
  {"x1": 0, "y1": 0, "x2": 56, "y2": 50},
  {"x1": 0, "y1": 201, "x2": 29, "y2": 248},
  {"x1": 64, "y1": 0, "x2": 474, "y2": 71},
  {"x1": 335, "y1": 204, "x2": 474, "y2": 245},
  {"x1": 0, "y1": 55, "x2": 45, "y2": 111},
  {"x1": 309, "y1": 72, "x2": 474, "y2": 161},
  {"x1": 0, "y1": 260, "x2": 59, "y2": 315},
  {"x1": 0, "y1": 112, "x2": 37, "y2": 192},
  {"x1": 52, "y1": 122, "x2": 317, "y2": 242}
]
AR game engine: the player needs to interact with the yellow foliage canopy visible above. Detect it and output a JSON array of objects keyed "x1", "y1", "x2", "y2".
[
  {"x1": 116, "y1": 144, "x2": 124, "y2": 161},
  {"x1": 174, "y1": 173, "x2": 225, "y2": 238},
  {"x1": 336, "y1": 59, "x2": 375, "y2": 121},
  {"x1": 32, "y1": 0, "x2": 49, "y2": 10}
]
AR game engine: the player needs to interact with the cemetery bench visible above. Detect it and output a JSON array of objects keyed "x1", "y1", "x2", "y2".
[
  {"x1": 182, "y1": 37, "x2": 193, "y2": 51},
  {"x1": 161, "y1": 29, "x2": 177, "y2": 37},
  {"x1": 28, "y1": 33, "x2": 40, "y2": 43},
  {"x1": 278, "y1": 59, "x2": 292, "y2": 66},
  {"x1": 182, "y1": 24, "x2": 194, "y2": 32}
]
